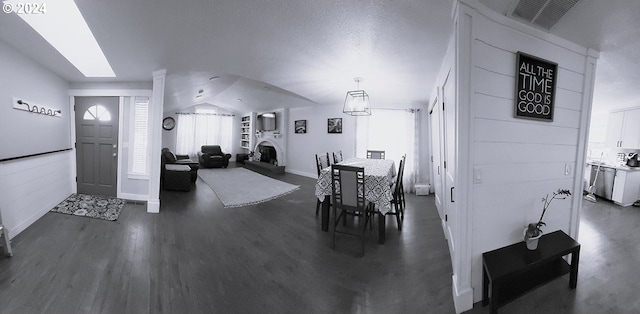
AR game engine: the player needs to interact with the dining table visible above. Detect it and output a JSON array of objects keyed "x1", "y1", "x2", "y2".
[{"x1": 315, "y1": 157, "x2": 397, "y2": 243}]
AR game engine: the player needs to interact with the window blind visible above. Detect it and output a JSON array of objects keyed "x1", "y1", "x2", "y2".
[{"x1": 130, "y1": 96, "x2": 149, "y2": 175}]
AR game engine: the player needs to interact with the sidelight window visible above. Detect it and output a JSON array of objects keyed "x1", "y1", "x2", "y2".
[{"x1": 129, "y1": 97, "x2": 150, "y2": 176}]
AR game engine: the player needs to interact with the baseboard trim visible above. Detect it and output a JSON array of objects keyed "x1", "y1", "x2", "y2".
[
  {"x1": 147, "y1": 199, "x2": 160, "y2": 213},
  {"x1": 285, "y1": 169, "x2": 316, "y2": 179},
  {"x1": 452, "y1": 275, "x2": 474, "y2": 313},
  {"x1": 9, "y1": 202, "x2": 52, "y2": 239},
  {"x1": 118, "y1": 192, "x2": 148, "y2": 202}
]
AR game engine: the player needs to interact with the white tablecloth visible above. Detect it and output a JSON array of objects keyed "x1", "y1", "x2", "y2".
[{"x1": 315, "y1": 158, "x2": 396, "y2": 214}]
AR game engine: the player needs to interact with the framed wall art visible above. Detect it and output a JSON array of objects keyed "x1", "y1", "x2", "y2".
[
  {"x1": 294, "y1": 120, "x2": 306, "y2": 133},
  {"x1": 327, "y1": 118, "x2": 342, "y2": 134},
  {"x1": 514, "y1": 51, "x2": 557, "y2": 121}
]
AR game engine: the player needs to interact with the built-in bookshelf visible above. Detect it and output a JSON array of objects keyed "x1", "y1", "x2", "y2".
[{"x1": 240, "y1": 115, "x2": 251, "y2": 149}]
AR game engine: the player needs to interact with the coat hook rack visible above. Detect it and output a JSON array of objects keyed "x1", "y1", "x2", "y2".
[{"x1": 13, "y1": 98, "x2": 62, "y2": 117}]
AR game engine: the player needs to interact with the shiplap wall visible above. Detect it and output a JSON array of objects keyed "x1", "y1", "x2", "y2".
[
  {"x1": 0, "y1": 39, "x2": 74, "y2": 238},
  {"x1": 467, "y1": 8, "x2": 594, "y2": 302},
  {"x1": 0, "y1": 151, "x2": 74, "y2": 238}
]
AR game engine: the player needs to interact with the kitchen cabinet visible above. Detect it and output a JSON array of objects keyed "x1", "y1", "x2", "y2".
[
  {"x1": 606, "y1": 109, "x2": 640, "y2": 148},
  {"x1": 612, "y1": 168, "x2": 640, "y2": 206}
]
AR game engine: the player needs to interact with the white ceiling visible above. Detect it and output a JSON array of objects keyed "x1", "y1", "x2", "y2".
[
  {"x1": 1, "y1": 0, "x2": 638, "y2": 114},
  {"x1": 480, "y1": 0, "x2": 640, "y2": 115}
]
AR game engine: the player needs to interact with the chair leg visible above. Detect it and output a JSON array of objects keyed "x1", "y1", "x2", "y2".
[
  {"x1": 1, "y1": 225, "x2": 12, "y2": 257},
  {"x1": 332, "y1": 207, "x2": 338, "y2": 249},
  {"x1": 395, "y1": 206, "x2": 402, "y2": 231},
  {"x1": 361, "y1": 208, "x2": 371, "y2": 257},
  {"x1": 316, "y1": 199, "x2": 321, "y2": 215}
]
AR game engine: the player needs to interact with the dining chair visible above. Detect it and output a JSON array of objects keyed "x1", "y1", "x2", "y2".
[
  {"x1": 399, "y1": 154, "x2": 407, "y2": 212},
  {"x1": 315, "y1": 153, "x2": 331, "y2": 215},
  {"x1": 0, "y1": 207, "x2": 13, "y2": 257},
  {"x1": 333, "y1": 151, "x2": 343, "y2": 164},
  {"x1": 366, "y1": 150, "x2": 385, "y2": 159},
  {"x1": 388, "y1": 157, "x2": 405, "y2": 230},
  {"x1": 331, "y1": 164, "x2": 372, "y2": 257}
]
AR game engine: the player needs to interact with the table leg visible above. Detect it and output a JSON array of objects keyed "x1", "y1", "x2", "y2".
[
  {"x1": 490, "y1": 281, "x2": 499, "y2": 314},
  {"x1": 378, "y1": 212, "x2": 385, "y2": 244},
  {"x1": 569, "y1": 247, "x2": 580, "y2": 289},
  {"x1": 321, "y1": 195, "x2": 330, "y2": 232},
  {"x1": 482, "y1": 267, "x2": 489, "y2": 306}
]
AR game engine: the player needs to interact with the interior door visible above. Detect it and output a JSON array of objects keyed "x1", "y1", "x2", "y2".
[
  {"x1": 430, "y1": 98, "x2": 445, "y2": 221},
  {"x1": 75, "y1": 96, "x2": 119, "y2": 196},
  {"x1": 442, "y1": 71, "x2": 456, "y2": 250}
]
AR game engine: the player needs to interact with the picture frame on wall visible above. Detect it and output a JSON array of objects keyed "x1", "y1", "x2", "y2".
[
  {"x1": 514, "y1": 51, "x2": 557, "y2": 122},
  {"x1": 294, "y1": 120, "x2": 306, "y2": 133},
  {"x1": 327, "y1": 118, "x2": 342, "y2": 134}
]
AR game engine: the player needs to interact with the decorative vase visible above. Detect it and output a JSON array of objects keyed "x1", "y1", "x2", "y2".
[{"x1": 523, "y1": 228, "x2": 542, "y2": 250}]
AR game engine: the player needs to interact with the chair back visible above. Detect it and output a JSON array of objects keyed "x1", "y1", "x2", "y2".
[
  {"x1": 399, "y1": 154, "x2": 406, "y2": 181},
  {"x1": 394, "y1": 157, "x2": 405, "y2": 196},
  {"x1": 201, "y1": 145, "x2": 223, "y2": 155},
  {"x1": 315, "y1": 153, "x2": 330, "y2": 176},
  {"x1": 333, "y1": 151, "x2": 343, "y2": 164},
  {"x1": 367, "y1": 150, "x2": 385, "y2": 159},
  {"x1": 161, "y1": 148, "x2": 177, "y2": 163},
  {"x1": 331, "y1": 165, "x2": 366, "y2": 210}
]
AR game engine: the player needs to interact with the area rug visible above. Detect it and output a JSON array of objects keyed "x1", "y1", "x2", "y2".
[
  {"x1": 198, "y1": 167, "x2": 300, "y2": 208},
  {"x1": 50, "y1": 193, "x2": 125, "y2": 221}
]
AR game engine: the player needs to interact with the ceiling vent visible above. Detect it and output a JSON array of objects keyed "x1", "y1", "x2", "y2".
[{"x1": 511, "y1": 0, "x2": 581, "y2": 30}]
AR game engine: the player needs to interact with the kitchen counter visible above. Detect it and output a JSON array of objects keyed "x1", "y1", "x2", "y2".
[
  {"x1": 586, "y1": 161, "x2": 640, "y2": 206},
  {"x1": 586, "y1": 161, "x2": 640, "y2": 171}
]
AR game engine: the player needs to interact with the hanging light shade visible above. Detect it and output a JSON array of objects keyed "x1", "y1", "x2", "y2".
[{"x1": 343, "y1": 77, "x2": 371, "y2": 116}]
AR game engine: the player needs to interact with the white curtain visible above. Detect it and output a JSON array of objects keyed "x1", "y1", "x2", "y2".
[
  {"x1": 176, "y1": 113, "x2": 233, "y2": 156},
  {"x1": 356, "y1": 108, "x2": 419, "y2": 192}
]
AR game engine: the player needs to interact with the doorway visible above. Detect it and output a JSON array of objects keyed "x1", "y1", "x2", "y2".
[{"x1": 74, "y1": 96, "x2": 119, "y2": 196}]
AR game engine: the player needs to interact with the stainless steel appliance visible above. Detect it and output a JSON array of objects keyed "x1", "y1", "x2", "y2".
[
  {"x1": 626, "y1": 153, "x2": 639, "y2": 167},
  {"x1": 590, "y1": 165, "x2": 615, "y2": 200}
]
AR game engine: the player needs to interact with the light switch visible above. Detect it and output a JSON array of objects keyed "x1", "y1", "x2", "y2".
[{"x1": 474, "y1": 167, "x2": 482, "y2": 183}]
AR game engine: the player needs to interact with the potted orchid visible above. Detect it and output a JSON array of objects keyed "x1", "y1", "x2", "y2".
[{"x1": 523, "y1": 188, "x2": 572, "y2": 250}]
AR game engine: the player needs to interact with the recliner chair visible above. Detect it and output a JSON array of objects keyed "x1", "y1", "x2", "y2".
[
  {"x1": 198, "y1": 145, "x2": 231, "y2": 168},
  {"x1": 161, "y1": 148, "x2": 199, "y2": 182}
]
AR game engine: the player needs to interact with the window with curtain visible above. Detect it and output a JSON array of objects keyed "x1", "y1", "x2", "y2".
[
  {"x1": 176, "y1": 109, "x2": 233, "y2": 156},
  {"x1": 355, "y1": 108, "x2": 419, "y2": 192},
  {"x1": 129, "y1": 96, "x2": 149, "y2": 176}
]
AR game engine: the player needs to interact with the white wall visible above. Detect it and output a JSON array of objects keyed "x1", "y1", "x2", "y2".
[
  {"x1": 286, "y1": 105, "x2": 357, "y2": 178},
  {"x1": 0, "y1": 39, "x2": 73, "y2": 238},
  {"x1": 450, "y1": 1, "x2": 597, "y2": 309}
]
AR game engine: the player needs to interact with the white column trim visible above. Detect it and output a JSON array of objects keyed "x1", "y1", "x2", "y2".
[{"x1": 147, "y1": 69, "x2": 166, "y2": 214}]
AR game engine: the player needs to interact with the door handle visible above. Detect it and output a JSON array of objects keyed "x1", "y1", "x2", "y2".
[{"x1": 450, "y1": 187, "x2": 455, "y2": 202}]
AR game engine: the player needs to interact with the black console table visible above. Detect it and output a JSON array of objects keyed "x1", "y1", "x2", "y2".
[{"x1": 482, "y1": 230, "x2": 580, "y2": 314}]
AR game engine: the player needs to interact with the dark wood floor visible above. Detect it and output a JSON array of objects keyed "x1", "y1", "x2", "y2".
[
  {"x1": 465, "y1": 194, "x2": 640, "y2": 314},
  {"x1": 0, "y1": 163, "x2": 455, "y2": 313}
]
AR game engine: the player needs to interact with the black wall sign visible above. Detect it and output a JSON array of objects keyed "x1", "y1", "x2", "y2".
[{"x1": 514, "y1": 52, "x2": 557, "y2": 121}]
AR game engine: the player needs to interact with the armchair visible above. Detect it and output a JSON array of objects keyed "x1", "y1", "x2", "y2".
[
  {"x1": 198, "y1": 145, "x2": 232, "y2": 168},
  {"x1": 161, "y1": 148, "x2": 199, "y2": 182},
  {"x1": 161, "y1": 148, "x2": 198, "y2": 191}
]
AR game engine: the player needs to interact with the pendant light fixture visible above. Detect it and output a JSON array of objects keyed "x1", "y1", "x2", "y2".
[{"x1": 343, "y1": 77, "x2": 371, "y2": 116}]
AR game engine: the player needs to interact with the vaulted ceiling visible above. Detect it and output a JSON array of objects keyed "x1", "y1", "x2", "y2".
[{"x1": 1, "y1": 0, "x2": 638, "y2": 114}]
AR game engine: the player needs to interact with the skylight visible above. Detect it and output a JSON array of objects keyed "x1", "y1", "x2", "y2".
[{"x1": 3, "y1": 0, "x2": 116, "y2": 77}]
